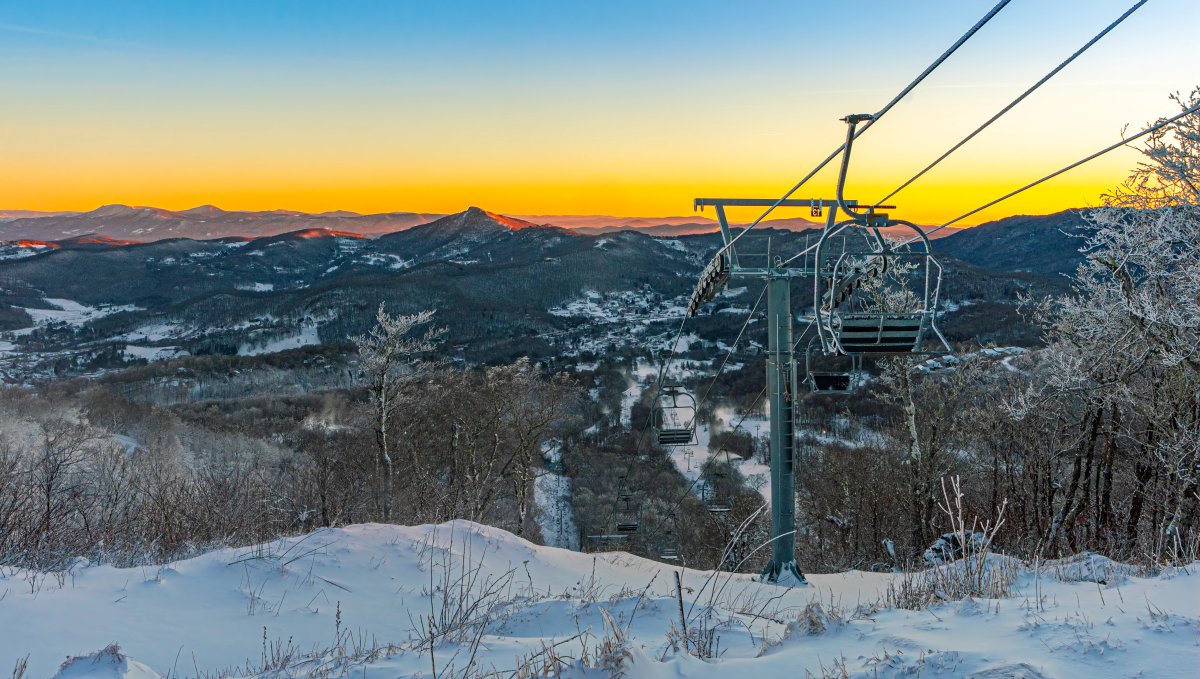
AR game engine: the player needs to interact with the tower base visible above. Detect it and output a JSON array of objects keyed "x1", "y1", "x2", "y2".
[{"x1": 761, "y1": 559, "x2": 807, "y2": 586}]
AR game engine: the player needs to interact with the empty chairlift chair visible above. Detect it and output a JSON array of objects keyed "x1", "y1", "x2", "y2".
[
  {"x1": 659, "y1": 528, "x2": 680, "y2": 560},
  {"x1": 704, "y1": 473, "x2": 732, "y2": 514},
  {"x1": 804, "y1": 337, "x2": 861, "y2": 394},
  {"x1": 654, "y1": 385, "x2": 697, "y2": 446},
  {"x1": 615, "y1": 495, "x2": 641, "y2": 534},
  {"x1": 813, "y1": 219, "x2": 951, "y2": 358}
]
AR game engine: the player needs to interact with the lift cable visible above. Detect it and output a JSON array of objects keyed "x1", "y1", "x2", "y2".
[
  {"x1": 591, "y1": 313, "x2": 692, "y2": 541},
  {"x1": 637, "y1": 292, "x2": 770, "y2": 543},
  {"x1": 591, "y1": 0, "x2": 1011, "y2": 547},
  {"x1": 777, "y1": 99, "x2": 1200, "y2": 268},
  {"x1": 645, "y1": 318, "x2": 818, "y2": 545},
  {"x1": 712, "y1": 0, "x2": 1011, "y2": 261},
  {"x1": 919, "y1": 99, "x2": 1200, "y2": 239},
  {"x1": 875, "y1": 0, "x2": 1149, "y2": 207},
  {"x1": 695, "y1": 284, "x2": 768, "y2": 411}
]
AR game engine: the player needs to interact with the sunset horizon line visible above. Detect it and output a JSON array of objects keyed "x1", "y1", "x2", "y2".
[{"x1": 0, "y1": 200, "x2": 1095, "y2": 228}]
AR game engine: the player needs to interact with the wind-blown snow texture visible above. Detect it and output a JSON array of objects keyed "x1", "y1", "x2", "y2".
[{"x1": 2, "y1": 521, "x2": 1196, "y2": 678}]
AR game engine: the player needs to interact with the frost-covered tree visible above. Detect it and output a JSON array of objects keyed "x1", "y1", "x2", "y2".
[
  {"x1": 353, "y1": 304, "x2": 442, "y2": 520},
  {"x1": 1017, "y1": 88, "x2": 1199, "y2": 560}
]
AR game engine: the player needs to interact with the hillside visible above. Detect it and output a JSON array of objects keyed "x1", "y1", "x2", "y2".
[
  {"x1": 3, "y1": 204, "x2": 962, "y2": 243},
  {"x1": 935, "y1": 210, "x2": 1091, "y2": 277},
  {"x1": 0, "y1": 206, "x2": 1080, "y2": 383},
  {"x1": 4, "y1": 521, "x2": 1196, "y2": 678}
]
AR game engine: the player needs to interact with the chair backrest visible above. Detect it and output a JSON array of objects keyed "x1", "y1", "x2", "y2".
[{"x1": 655, "y1": 386, "x2": 697, "y2": 446}]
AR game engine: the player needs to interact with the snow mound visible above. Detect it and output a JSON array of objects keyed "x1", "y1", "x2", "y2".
[
  {"x1": 1042, "y1": 551, "x2": 1141, "y2": 585},
  {"x1": 52, "y1": 645, "x2": 162, "y2": 679},
  {"x1": 3, "y1": 521, "x2": 1198, "y2": 678}
]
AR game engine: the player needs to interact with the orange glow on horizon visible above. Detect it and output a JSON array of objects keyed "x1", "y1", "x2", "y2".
[
  {"x1": 3, "y1": 1, "x2": 1194, "y2": 228},
  {"x1": 0, "y1": 164, "x2": 1137, "y2": 228}
]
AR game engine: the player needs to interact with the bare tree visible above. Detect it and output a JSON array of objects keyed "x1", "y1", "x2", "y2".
[{"x1": 353, "y1": 304, "x2": 442, "y2": 521}]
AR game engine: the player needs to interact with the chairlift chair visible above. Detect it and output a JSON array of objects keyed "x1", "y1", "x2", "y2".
[
  {"x1": 702, "y1": 481, "x2": 731, "y2": 514},
  {"x1": 812, "y1": 112, "x2": 952, "y2": 359},
  {"x1": 804, "y1": 337, "x2": 861, "y2": 394},
  {"x1": 813, "y1": 220, "x2": 951, "y2": 357},
  {"x1": 654, "y1": 384, "x2": 697, "y2": 446},
  {"x1": 615, "y1": 494, "x2": 641, "y2": 534}
]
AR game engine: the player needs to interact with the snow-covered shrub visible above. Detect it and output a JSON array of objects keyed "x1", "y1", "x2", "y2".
[
  {"x1": 784, "y1": 602, "x2": 843, "y2": 637},
  {"x1": 1042, "y1": 552, "x2": 1143, "y2": 585},
  {"x1": 923, "y1": 530, "x2": 987, "y2": 566},
  {"x1": 52, "y1": 644, "x2": 161, "y2": 679}
]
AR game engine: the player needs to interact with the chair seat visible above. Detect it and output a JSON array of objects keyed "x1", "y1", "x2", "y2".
[
  {"x1": 658, "y1": 430, "x2": 694, "y2": 445},
  {"x1": 835, "y1": 312, "x2": 927, "y2": 354},
  {"x1": 810, "y1": 372, "x2": 852, "y2": 393}
]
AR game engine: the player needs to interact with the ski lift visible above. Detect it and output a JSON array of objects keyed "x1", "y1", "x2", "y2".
[
  {"x1": 654, "y1": 385, "x2": 697, "y2": 446},
  {"x1": 659, "y1": 527, "x2": 681, "y2": 561},
  {"x1": 615, "y1": 494, "x2": 641, "y2": 534},
  {"x1": 616, "y1": 519, "x2": 640, "y2": 533},
  {"x1": 812, "y1": 113, "x2": 952, "y2": 358},
  {"x1": 812, "y1": 219, "x2": 951, "y2": 356},
  {"x1": 803, "y1": 337, "x2": 861, "y2": 394},
  {"x1": 704, "y1": 472, "x2": 732, "y2": 513}
]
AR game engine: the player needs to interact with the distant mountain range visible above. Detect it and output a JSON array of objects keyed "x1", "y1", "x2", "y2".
[
  {"x1": 0, "y1": 205, "x2": 1090, "y2": 381},
  {"x1": 0, "y1": 205, "x2": 442, "y2": 242},
  {"x1": 0, "y1": 203, "x2": 960, "y2": 243},
  {"x1": 1, "y1": 203, "x2": 1089, "y2": 276}
]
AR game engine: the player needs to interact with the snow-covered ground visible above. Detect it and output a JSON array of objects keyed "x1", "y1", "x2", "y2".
[
  {"x1": 534, "y1": 443, "x2": 580, "y2": 551},
  {"x1": 122, "y1": 345, "x2": 188, "y2": 362},
  {"x1": 122, "y1": 320, "x2": 195, "y2": 343},
  {"x1": 235, "y1": 282, "x2": 275, "y2": 292},
  {"x1": 238, "y1": 320, "x2": 321, "y2": 356},
  {"x1": 16, "y1": 298, "x2": 141, "y2": 329},
  {"x1": 3, "y1": 522, "x2": 1196, "y2": 679}
]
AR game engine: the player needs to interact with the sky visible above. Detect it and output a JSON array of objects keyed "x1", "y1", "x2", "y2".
[{"x1": 1, "y1": 1, "x2": 1197, "y2": 225}]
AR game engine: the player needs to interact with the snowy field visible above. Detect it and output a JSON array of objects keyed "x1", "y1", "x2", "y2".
[
  {"x1": 15, "y1": 298, "x2": 141, "y2": 330},
  {"x1": 238, "y1": 320, "x2": 321, "y2": 356},
  {"x1": 2, "y1": 521, "x2": 1196, "y2": 678},
  {"x1": 122, "y1": 345, "x2": 188, "y2": 361}
]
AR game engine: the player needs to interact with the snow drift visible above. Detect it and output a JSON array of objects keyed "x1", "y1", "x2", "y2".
[{"x1": 1, "y1": 521, "x2": 1196, "y2": 678}]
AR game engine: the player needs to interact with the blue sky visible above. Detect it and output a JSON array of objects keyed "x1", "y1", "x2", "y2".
[{"x1": 2, "y1": 1, "x2": 1197, "y2": 221}]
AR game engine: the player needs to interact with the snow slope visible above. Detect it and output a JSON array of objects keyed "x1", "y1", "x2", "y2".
[{"x1": 2, "y1": 522, "x2": 1196, "y2": 678}]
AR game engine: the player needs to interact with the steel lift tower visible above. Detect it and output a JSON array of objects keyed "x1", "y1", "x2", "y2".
[
  {"x1": 688, "y1": 114, "x2": 950, "y2": 585},
  {"x1": 689, "y1": 197, "x2": 847, "y2": 585}
]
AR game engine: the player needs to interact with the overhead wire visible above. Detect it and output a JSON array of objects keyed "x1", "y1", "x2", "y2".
[
  {"x1": 876, "y1": 0, "x2": 1150, "y2": 207},
  {"x1": 611, "y1": 315, "x2": 691, "y2": 508},
  {"x1": 775, "y1": 2, "x2": 1153, "y2": 268},
  {"x1": 711, "y1": 0, "x2": 1012, "y2": 261},
  {"x1": 695, "y1": 284, "x2": 767, "y2": 411},
  {"x1": 645, "y1": 317, "x2": 818, "y2": 546},
  {"x1": 917, "y1": 99, "x2": 1200, "y2": 240},
  {"x1": 592, "y1": 259, "x2": 759, "y2": 545}
]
